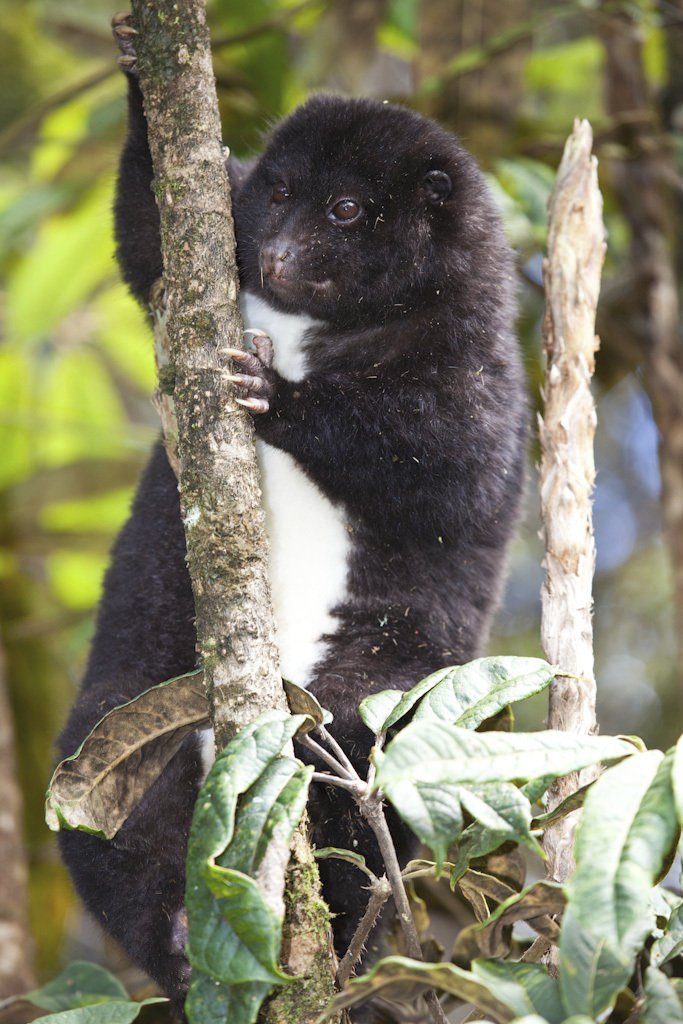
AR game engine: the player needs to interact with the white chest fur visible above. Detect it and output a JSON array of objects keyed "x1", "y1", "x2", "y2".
[{"x1": 239, "y1": 289, "x2": 352, "y2": 687}]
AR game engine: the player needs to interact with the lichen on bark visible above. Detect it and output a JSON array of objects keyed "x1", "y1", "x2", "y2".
[{"x1": 129, "y1": 1, "x2": 336, "y2": 1018}]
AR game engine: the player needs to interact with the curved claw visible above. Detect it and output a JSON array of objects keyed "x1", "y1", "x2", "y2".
[
  {"x1": 222, "y1": 347, "x2": 265, "y2": 377},
  {"x1": 236, "y1": 397, "x2": 270, "y2": 414},
  {"x1": 112, "y1": 12, "x2": 138, "y2": 71},
  {"x1": 226, "y1": 372, "x2": 271, "y2": 395}
]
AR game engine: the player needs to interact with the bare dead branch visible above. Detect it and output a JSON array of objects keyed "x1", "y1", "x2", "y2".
[{"x1": 539, "y1": 119, "x2": 605, "y2": 885}]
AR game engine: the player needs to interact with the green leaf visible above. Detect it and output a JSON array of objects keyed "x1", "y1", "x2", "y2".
[
  {"x1": 471, "y1": 961, "x2": 564, "y2": 1023},
  {"x1": 376, "y1": 726, "x2": 631, "y2": 867},
  {"x1": 7, "y1": 184, "x2": 116, "y2": 343},
  {"x1": 531, "y1": 783, "x2": 592, "y2": 830},
  {"x1": 451, "y1": 821, "x2": 517, "y2": 885},
  {"x1": 371, "y1": 670, "x2": 452, "y2": 732},
  {"x1": 222, "y1": 758, "x2": 312, "y2": 876},
  {"x1": 187, "y1": 710, "x2": 308, "y2": 871},
  {"x1": 560, "y1": 751, "x2": 680, "y2": 1019},
  {"x1": 186, "y1": 972, "x2": 270, "y2": 1024},
  {"x1": 46, "y1": 671, "x2": 208, "y2": 838},
  {"x1": 652, "y1": 902, "x2": 683, "y2": 967},
  {"x1": 522, "y1": 776, "x2": 555, "y2": 805},
  {"x1": 672, "y1": 735, "x2": 683, "y2": 827},
  {"x1": 641, "y1": 965, "x2": 683, "y2": 1024},
  {"x1": 412, "y1": 657, "x2": 556, "y2": 730},
  {"x1": 374, "y1": 725, "x2": 633, "y2": 792},
  {"x1": 382, "y1": 780, "x2": 463, "y2": 872},
  {"x1": 460, "y1": 783, "x2": 540, "y2": 853},
  {"x1": 21, "y1": 963, "x2": 128, "y2": 1010},
  {"x1": 358, "y1": 689, "x2": 404, "y2": 735},
  {"x1": 202, "y1": 868, "x2": 287, "y2": 984},
  {"x1": 185, "y1": 711, "x2": 310, "y2": 1023},
  {"x1": 30, "y1": 1000, "x2": 167, "y2": 1024},
  {"x1": 314, "y1": 847, "x2": 374, "y2": 879}
]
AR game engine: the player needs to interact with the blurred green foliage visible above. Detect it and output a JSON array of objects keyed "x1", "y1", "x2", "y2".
[{"x1": 0, "y1": 0, "x2": 679, "y2": 988}]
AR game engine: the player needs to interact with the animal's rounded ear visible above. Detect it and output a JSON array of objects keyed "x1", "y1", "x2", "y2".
[{"x1": 419, "y1": 169, "x2": 452, "y2": 204}]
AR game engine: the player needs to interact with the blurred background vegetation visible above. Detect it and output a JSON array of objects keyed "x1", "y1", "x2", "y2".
[{"x1": 1, "y1": 0, "x2": 682, "y2": 1002}]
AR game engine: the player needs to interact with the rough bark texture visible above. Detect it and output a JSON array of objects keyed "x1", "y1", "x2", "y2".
[
  {"x1": 0, "y1": 643, "x2": 35, "y2": 996},
  {"x1": 539, "y1": 120, "x2": 605, "y2": 885},
  {"x1": 599, "y1": 5, "x2": 683, "y2": 690},
  {"x1": 130, "y1": 3, "x2": 336, "y2": 1019}
]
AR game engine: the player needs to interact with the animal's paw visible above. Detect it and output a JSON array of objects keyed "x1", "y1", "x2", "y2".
[
  {"x1": 112, "y1": 12, "x2": 138, "y2": 74},
  {"x1": 224, "y1": 330, "x2": 276, "y2": 415}
]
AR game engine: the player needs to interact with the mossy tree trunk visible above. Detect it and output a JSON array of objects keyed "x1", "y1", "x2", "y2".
[{"x1": 129, "y1": 2, "x2": 337, "y2": 1019}]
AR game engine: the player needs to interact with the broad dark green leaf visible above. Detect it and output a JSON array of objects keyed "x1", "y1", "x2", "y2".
[
  {"x1": 374, "y1": 724, "x2": 633, "y2": 791},
  {"x1": 21, "y1": 963, "x2": 128, "y2": 1010},
  {"x1": 358, "y1": 689, "x2": 404, "y2": 735},
  {"x1": 451, "y1": 821, "x2": 517, "y2": 885},
  {"x1": 185, "y1": 711, "x2": 310, "y2": 1024},
  {"x1": 377, "y1": 726, "x2": 629, "y2": 870},
  {"x1": 383, "y1": 778, "x2": 538, "y2": 875},
  {"x1": 461, "y1": 783, "x2": 540, "y2": 854},
  {"x1": 187, "y1": 710, "x2": 308, "y2": 870},
  {"x1": 32, "y1": 1000, "x2": 167, "y2": 1024},
  {"x1": 640, "y1": 965, "x2": 683, "y2": 1024},
  {"x1": 202, "y1": 868, "x2": 287, "y2": 984},
  {"x1": 382, "y1": 780, "x2": 463, "y2": 872},
  {"x1": 672, "y1": 735, "x2": 683, "y2": 827},
  {"x1": 46, "y1": 671, "x2": 208, "y2": 838},
  {"x1": 186, "y1": 973, "x2": 270, "y2": 1024},
  {"x1": 412, "y1": 657, "x2": 556, "y2": 729},
  {"x1": 222, "y1": 759, "x2": 312, "y2": 876},
  {"x1": 560, "y1": 751, "x2": 680, "y2": 1019},
  {"x1": 471, "y1": 961, "x2": 564, "y2": 1023}
]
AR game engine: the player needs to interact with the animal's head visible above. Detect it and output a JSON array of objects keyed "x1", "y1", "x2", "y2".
[{"x1": 234, "y1": 95, "x2": 504, "y2": 325}]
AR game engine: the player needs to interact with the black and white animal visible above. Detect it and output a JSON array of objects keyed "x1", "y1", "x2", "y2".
[{"x1": 58, "y1": 16, "x2": 527, "y2": 1020}]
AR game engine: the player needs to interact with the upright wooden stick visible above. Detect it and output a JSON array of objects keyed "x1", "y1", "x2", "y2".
[{"x1": 540, "y1": 120, "x2": 606, "y2": 884}]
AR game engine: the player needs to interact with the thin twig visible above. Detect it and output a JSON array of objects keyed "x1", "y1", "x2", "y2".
[
  {"x1": 336, "y1": 877, "x2": 392, "y2": 988},
  {"x1": 317, "y1": 725, "x2": 358, "y2": 777},
  {"x1": 311, "y1": 772, "x2": 365, "y2": 795},
  {"x1": 366, "y1": 733, "x2": 385, "y2": 790},
  {"x1": 303, "y1": 734, "x2": 356, "y2": 779},
  {"x1": 0, "y1": 66, "x2": 115, "y2": 154},
  {"x1": 211, "y1": 0, "x2": 322, "y2": 48},
  {"x1": 359, "y1": 796, "x2": 448, "y2": 1024}
]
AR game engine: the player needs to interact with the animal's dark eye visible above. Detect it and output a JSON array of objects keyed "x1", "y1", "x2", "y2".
[
  {"x1": 328, "y1": 198, "x2": 363, "y2": 224},
  {"x1": 271, "y1": 181, "x2": 290, "y2": 204}
]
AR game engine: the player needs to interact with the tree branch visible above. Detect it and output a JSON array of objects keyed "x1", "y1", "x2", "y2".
[
  {"x1": 129, "y1": 2, "x2": 336, "y2": 1018},
  {"x1": 539, "y1": 119, "x2": 605, "y2": 885},
  {"x1": 0, "y1": 643, "x2": 34, "y2": 997}
]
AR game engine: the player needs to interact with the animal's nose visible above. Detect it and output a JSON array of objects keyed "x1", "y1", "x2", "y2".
[{"x1": 261, "y1": 242, "x2": 296, "y2": 278}]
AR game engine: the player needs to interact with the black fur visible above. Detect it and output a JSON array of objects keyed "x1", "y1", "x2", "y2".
[{"x1": 58, "y1": 72, "x2": 527, "y2": 1019}]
